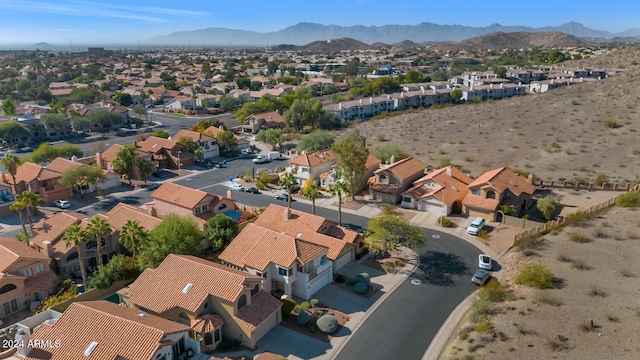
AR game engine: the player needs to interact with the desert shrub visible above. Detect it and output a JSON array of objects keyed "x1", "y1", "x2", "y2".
[
  {"x1": 499, "y1": 205, "x2": 515, "y2": 215},
  {"x1": 546, "y1": 334, "x2": 568, "y2": 351},
  {"x1": 479, "y1": 278, "x2": 507, "y2": 302},
  {"x1": 534, "y1": 290, "x2": 563, "y2": 306},
  {"x1": 594, "y1": 172, "x2": 609, "y2": 186},
  {"x1": 619, "y1": 267, "x2": 635, "y2": 277},
  {"x1": 589, "y1": 284, "x2": 606, "y2": 297},
  {"x1": 381, "y1": 262, "x2": 395, "y2": 272},
  {"x1": 353, "y1": 282, "x2": 368, "y2": 294},
  {"x1": 515, "y1": 264, "x2": 554, "y2": 289},
  {"x1": 281, "y1": 298, "x2": 296, "y2": 318},
  {"x1": 437, "y1": 155, "x2": 451, "y2": 168},
  {"x1": 255, "y1": 181, "x2": 266, "y2": 190},
  {"x1": 477, "y1": 230, "x2": 489, "y2": 239},
  {"x1": 294, "y1": 301, "x2": 310, "y2": 313},
  {"x1": 514, "y1": 234, "x2": 543, "y2": 251},
  {"x1": 316, "y1": 314, "x2": 339, "y2": 333},
  {"x1": 335, "y1": 274, "x2": 345, "y2": 283},
  {"x1": 296, "y1": 310, "x2": 313, "y2": 325},
  {"x1": 375, "y1": 133, "x2": 386, "y2": 141},
  {"x1": 258, "y1": 173, "x2": 280, "y2": 184},
  {"x1": 570, "y1": 259, "x2": 589, "y2": 270},
  {"x1": 352, "y1": 272, "x2": 370, "y2": 286},
  {"x1": 616, "y1": 191, "x2": 640, "y2": 207},
  {"x1": 475, "y1": 320, "x2": 494, "y2": 333},
  {"x1": 468, "y1": 293, "x2": 492, "y2": 323},
  {"x1": 437, "y1": 216, "x2": 452, "y2": 227},
  {"x1": 310, "y1": 299, "x2": 319, "y2": 308},
  {"x1": 603, "y1": 117, "x2": 619, "y2": 128},
  {"x1": 565, "y1": 210, "x2": 595, "y2": 225},
  {"x1": 568, "y1": 231, "x2": 592, "y2": 243}
]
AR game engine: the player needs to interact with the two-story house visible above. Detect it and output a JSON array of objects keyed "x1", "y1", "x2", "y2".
[
  {"x1": 150, "y1": 182, "x2": 236, "y2": 231},
  {"x1": 320, "y1": 153, "x2": 381, "y2": 192},
  {"x1": 1, "y1": 162, "x2": 72, "y2": 203},
  {"x1": 30, "y1": 212, "x2": 119, "y2": 277},
  {"x1": 10, "y1": 300, "x2": 200, "y2": 360},
  {"x1": 400, "y1": 165, "x2": 473, "y2": 215},
  {"x1": 220, "y1": 223, "x2": 332, "y2": 300},
  {"x1": 288, "y1": 149, "x2": 339, "y2": 185},
  {"x1": 136, "y1": 136, "x2": 195, "y2": 169},
  {"x1": 462, "y1": 167, "x2": 537, "y2": 221},
  {"x1": 118, "y1": 254, "x2": 282, "y2": 351},
  {"x1": 46, "y1": 157, "x2": 121, "y2": 195},
  {"x1": 239, "y1": 111, "x2": 285, "y2": 134},
  {"x1": 172, "y1": 129, "x2": 220, "y2": 159},
  {"x1": 204, "y1": 126, "x2": 250, "y2": 151},
  {"x1": 368, "y1": 157, "x2": 426, "y2": 204},
  {"x1": 0, "y1": 237, "x2": 59, "y2": 322},
  {"x1": 98, "y1": 144, "x2": 156, "y2": 179}
]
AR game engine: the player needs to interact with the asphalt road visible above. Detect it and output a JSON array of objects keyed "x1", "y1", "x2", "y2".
[{"x1": 333, "y1": 229, "x2": 479, "y2": 360}]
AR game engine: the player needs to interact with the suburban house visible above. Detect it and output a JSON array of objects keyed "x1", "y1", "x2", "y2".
[
  {"x1": 1, "y1": 162, "x2": 72, "y2": 203},
  {"x1": 118, "y1": 254, "x2": 282, "y2": 351},
  {"x1": 150, "y1": 182, "x2": 236, "y2": 231},
  {"x1": 368, "y1": 157, "x2": 426, "y2": 204},
  {"x1": 9, "y1": 300, "x2": 200, "y2": 360},
  {"x1": 219, "y1": 223, "x2": 332, "y2": 300},
  {"x1": 46, "y1": 157, "x2": 121, "y2": 194},
  {"x1": 400, "y1": 165, "x2": 473, "y2": 215},
  {"x1": 136, "y1": 137, "x2": 195, "y2": 169},
  {"x1": 98, "y1": 144, "x2": 156, "y2": 179},
  {"x1": 172, "y1": 129, "x2": 220, "y2": 159},
  {"x1": 462, "y1": 167, "x2": 537, "y2": 221},
  {"x1": 0, "y1": 237, "x2": 59, "y2": 321},
  {"x1": 253, "y1": 204, "x2": 363, "y2": 268},
  {"x1": 320, "y1": 153, "x2": 381, "y2": 192},
  {"x1": 239, "y1": 111, "x2": 285, "y2": 134},
  {"x1": 288, "y1": 149, "x2": 339, "y2": 185},
  {"x1": 204, "y1": 126, "x2": 251, "y2": 150},
  {"x1": 104, "y1": 203, "x2": 162, "y2": 233},
  {"x1": 165, "y1": 95, "x2": 197, "y2": 111},
  {"x1": 30, "y1": 212, "x2": 119, "y2": 277}
]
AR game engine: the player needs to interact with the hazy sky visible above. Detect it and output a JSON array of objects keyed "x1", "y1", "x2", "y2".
[{"x1": 1, "y1": 0, "x2": 638, "y2": 45}]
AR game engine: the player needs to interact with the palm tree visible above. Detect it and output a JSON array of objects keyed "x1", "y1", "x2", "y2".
[
  {"x1": 63, "y1": 223, "x2": 89, "y2": 291},
  {"x1": 22, "y1": 189, "x2": 42, "y2": 218},
  {"x1": 119, "y1": 220, "x2": 147, "y2": 259},
  {"x1": 301, "y1": 180, "x2": 322, "y2": 215},
  {"x1": 9, "y1": 200, "x2": 29, "y2": 244},
  {"x1": 85, "y1": 216, "x2": 111, "y2": 267},
  {"x1": 330, "y1": 180, "x2": 350, "y2": 225},
  {"x1": 1, "y1": 154, "x2": 20, "y2": 189},
  {"x1": 278, "y1": 173, "x2": 298, "y2": 210},
  {"x1": 16, "y1": 190, "x2": 41, "y2": 233}
]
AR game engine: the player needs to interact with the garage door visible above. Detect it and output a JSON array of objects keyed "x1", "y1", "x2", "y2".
[
  {"x1": 423, "y1": 201, "x2": 442, "y2": 214},
  {"x1": 334, "y1": 252, "x2": 352, "y2": 271},
  {"x1": 308, "y1": 269, "x2": 332, "y2": 297},
  {"x1": 467, "y1": 208, "x2": 491, "y2": 222}
]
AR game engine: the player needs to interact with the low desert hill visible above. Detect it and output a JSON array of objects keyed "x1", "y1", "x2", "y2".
[
  {"x1": 429, "y1": 32, "x2": 594, "y2": 51},
  {"x1": 272, "y1": 37, "x2": 371, "y2": 52}
]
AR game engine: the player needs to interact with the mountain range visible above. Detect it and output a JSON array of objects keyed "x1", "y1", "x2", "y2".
[{"x1": 146, "y1": 22, "x2": 640, "y2": 46}]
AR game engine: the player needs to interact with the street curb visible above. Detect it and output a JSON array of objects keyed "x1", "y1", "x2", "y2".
[
  {"x1": 421, "y1": 294, "x2": 475, "y2": 360},
  {"x1": 329, "y1": 247, "x2": 420, "y2": 359}
]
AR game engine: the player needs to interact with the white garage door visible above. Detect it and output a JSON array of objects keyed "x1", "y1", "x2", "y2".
[
  {"x1": 308, "y1": 269, "x2": 332, "y2": 297},
  {"x1": 334, "y1": 252, "x2": 352, "y2": 271},
  {"x1": 423, "y1": 201, "x2": 442, "y2": 214}
]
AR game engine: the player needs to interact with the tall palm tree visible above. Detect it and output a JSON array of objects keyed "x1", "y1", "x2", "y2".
[
  {"x1": 301, "y1": 180, "x2": 322, "y2": 215},
  {"x1": 119, "y1": 220, "x2": 147, "y2": 259},
  {"x1": 278, "y1": 173, "x2": 298, "y2": 210},
  {"x1": 330, "y1": 180, "x2": 350, "y2": 225},
  {"x1": 85, "y1": 216, "x2": 111, "y2": 267},
  {"x1": 1, "y1": 154, "x2": 20, "y2": 190},
  {"x1": 22, "y1": 189, "x2": 42, "y2": 218},
  {"x1": 63, "y1": 223, "x2": 88, "y2": 291},
  {"x1": 9, "y1": 200, "x2": 29, "y2": 244},
  {"x1": 16, "y1": 190, "x2": 41, "y2": 233}
]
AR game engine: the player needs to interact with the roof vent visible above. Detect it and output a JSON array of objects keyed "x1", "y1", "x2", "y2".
[
  {"x1": 84, "y1": 342, "x2": 98, "y2": 356},
  {"x1": 508, "y1": 181, "x2": 516, "y2": 186},
  {"x1": 137, "y1": 311, "x2": 146, "y2": 317},
  {"x1": 296, "y1": 233, "x2": 303, "y2": 239},
  {"x1": 182, "y1": 283, "x2": 193, "y2": 294},
  {"x1": 451, "y1": 186, "x2": 458, "y2": 191}
]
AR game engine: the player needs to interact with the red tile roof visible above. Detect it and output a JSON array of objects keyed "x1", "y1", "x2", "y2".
[
  {"x1": 105, "y1": 203, "x2": 162, "y2": 232},
  {"x1": 14, "y1": 162, "x2": 61, "y2": 184},
  {"x1": 235, "y1": 290, "x2": 282, "y2": 330},
  {"x1": 151, "y1": 182, "x2": 218, "y2": 210},
  {"x1": 403, "y1": 166, "x2": 473, "y2": 205},
  {"x1": 128, "y1": 254, "x2": 263, "y2": 313},
  {"x1": 468, "y1": 167, "x2": 536, "y2": 195},
  {"x1": 289, "y1": 150, "x2": 338, "y2": 168},
  {"x1": 248, "y1": 111, "x2": 284, "y2": 124},
  {"x1": 30, "y1": 212, "x2": 89, "y2": 260},
  {"x1": 21, "y1": 300, "x2": 190, "y2": 360},
  {"x1": 191, "y1": 314, "x2": 224, "y2": 333},
  {"x1": 373, "y1": 157, "x2": 425, "y2": 180},
  {"x1": 173, "y1": 129, "x2": 215, "y2": 143},
  {"x1": 0, "y1": 237, "x2": 50, "y2": 273}
]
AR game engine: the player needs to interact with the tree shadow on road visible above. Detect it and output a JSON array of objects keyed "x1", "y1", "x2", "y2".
[{"x1": 411, "y1": 250, "x2": 469, "y2": 287}]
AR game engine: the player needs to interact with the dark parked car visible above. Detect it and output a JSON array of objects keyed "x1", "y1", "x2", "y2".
[
  {"x1": 245, "y1": 187, "x2": 260, "y2": 194},
  {"x1": 275, "y1": 194, "x2": 289, "y2": 201},
  {"x1": 152, "y1": 170, "x2": 167, "y2": 178}
]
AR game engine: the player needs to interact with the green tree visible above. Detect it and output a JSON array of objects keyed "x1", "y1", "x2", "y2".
[
  {"x1": 132, "y1": 105, "x2": 148, "y2": 123},
  {"x1": 39, "y1": 113, "x2": 69, "y2": 132},
  {"x1": 137, "y1": 214, "x2": 202, "y2": 269},
  {"x1": 278, "y1": 173, "x2": 298, "y2": 210},
  {"x1": 301, "y1": 179, "x2": 322, "y2": 215},
  {"x1": 0, "y1": 120, "x2": 30, "y2": 145},
  {"x1": 404, "y1": 70, "x2": 424, "y2": 83},
  {"x1": 536, "y1": 196, "x2": 563, "y2": 221},
  {"x1": 201, "y1": 61, "x2": 212, "y2": 75},
  {"x1": 70, "y1": 88, "x2": 97, "y2": 103},
  {"x1": 90, "y1": 254, "x2": 140, "y2": 289},
  {"x1": 494, "y1": 67, "x2": 507, "y2": 77},
  {"x1": 236, "y1": 77, "x2": 251, "y2": 89},
  {"x1": 58, "y1": 143, "x2": 84, "y2": 159},
  {"x1": 297, "y1": 130, "x2": 335, "y2": 152},
  {"x1": 86, "y1": 110, "x2": 124, "y2": 131},
  {"x1": 148, "y1": 130, "x2": 169, "y2": 138},
  {"x1": 373, "y1": 144, "x2": 409, "y2": 164},
  {"x1": 119, "y1": 220, "x2": 148, "y2": 259},
  {"x1": 114, "y1": 92, "x2": 132, "y2": 106},
  {"x1": 85, "y1": 216, "x2": 111, "y2": 267},
  {"x1": 2, "y1": 97, "x2": 16, "y2": 117},
  {"x1": 16, "y1": 190, "x2": 41, "y2": 233},
  {"x1": 332, "y1": 130, "x2": 369, "y2": 200},
  {"x1": 329, "y1": 180, "x2": 350, "y2": 225},
  {"x1": 9, "y1": 196, "x2": 29, "y2": 243},
  {"x1": 204, "y1": 214, "x2": 239, "y2": 251},
  {"x1": 365, "y1": 210, "x2": 424, "y2": 257},
  {"x1": 219, "y1": 95, "x2": 243, "y2": 111},
  {"x1": 283, "y1": 98, "x2": 336, "y2": 131},
  {"x1": 191, "y1": 120, "x2": 212, "y2": 133},
  {"x1": 451, "y1": 89, "x2": 463, "y2": 103},
  {"x1": 63, "y1": 224, "x2": 89, "y2": 291},
  {"x1": 256, "y1": 128, "x2": 283, "y2": 149},
  {"x1": 112, "y1": 144, "x2": 139, "y2": 184},
  {"x1": 215, "y1": 130, "x2": 237, "y2": 152},
  {"x1": 29, "y1": 142, "x2": 83, "y2": 164}
]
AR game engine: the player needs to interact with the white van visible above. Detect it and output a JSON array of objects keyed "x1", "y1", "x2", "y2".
[{"x1": 466, "y1": 217, "x2": 485, "y2": 235}]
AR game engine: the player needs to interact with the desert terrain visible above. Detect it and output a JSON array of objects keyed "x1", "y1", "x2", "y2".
[{"x1": 354, "y1": 46, "x2": 640, "y2": 186}]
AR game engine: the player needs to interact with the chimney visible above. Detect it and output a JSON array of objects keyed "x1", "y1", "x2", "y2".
[
  {"x1": 401, "y1": 92, "x2": 404, "y2": 98},
  {"x1": 446, "y1": 166, "x2": 452, "y2": 176},
  {"x1": 369, "y1": 97, "x2": 373, "y2": 104},
  {"x1": 71, "y1": 155, "x2": 78, "y2": 163},
  {"x1": 132, "y1": 141, "x2": 137, "y2": 148},
  {"x1": 42, "y1": 240, "x2": 53, "y2": 257},
  {"x1": 284, "y1": 207, "x2": 291, "y2": 220},
  {"x1": 100, "y1": 101, "x2": 104, "y2": 107},
  {"x1": 338, "y1": 102, "x2": 342, "y2": 110},
  {"x1": 226, "y1": 189, "x2": 233, "y2": 200},
  {"x1": 219, "y1": 125, "x2": 224, "y2": 130},
  {"x1": 389, "y1": 154, "x2": 396, "y2": 164},
  {"x1": 580, "y1": 77, "x2": 583, "y2": 82},
  {"x1": 527, "y1": 174, "x2": 534, "y2": 184},
  {"x1": 95, "y1": 152, "x2": 103, "y2": 169},
  {"x1": 489, "y1": 83, "x2": 493, "y2": 89},
  {"x1": 15, "y1": 330, "x2": 31, "y2": 357},
  {"x1": 432, "y1": 88, "x2": 436, "y2": 94},
  {"x1": 359, "y1": 98, "x2": 363, "y2": 105},
  {"x1": 551, "y1": 78, "x2": 554, "y2": 84},
  {"x1": 148, "y1": 206, "x2": 157, "y2": 217},
  {"x1": 500, "y1": 83, "x2": 503, "y2": 89},
  {"x1": 421, "y1": 89, "x2": 425, "y2": 94}
]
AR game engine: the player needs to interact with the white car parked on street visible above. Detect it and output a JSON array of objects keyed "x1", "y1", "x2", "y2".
[
  {"x1": 478, "y1": 254, "x2": 492, "y2": 270},
  {"x1": 54, "y1": 199, "x2": 71, "y2": 209},
  {"x1": 229, "y1": 183, "x2": 245, "y2": 191}
]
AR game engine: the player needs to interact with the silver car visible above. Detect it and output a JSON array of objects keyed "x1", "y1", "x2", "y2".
[{"x1": 471, "y1": 269, "x2": 490, "y2": 285}]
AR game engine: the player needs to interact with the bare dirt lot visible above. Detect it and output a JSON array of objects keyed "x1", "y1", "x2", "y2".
[
  {"x1": 353, "y1": 46, "x2": 640, "y2": 186},
  {"x1": 440, "y1": 205, "x2": 640, "y2": 360}
]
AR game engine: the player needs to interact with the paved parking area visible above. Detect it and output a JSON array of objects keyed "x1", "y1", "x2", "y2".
[{"x1": 256, "y1": 324, "x2": 332, "y2": 360}]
